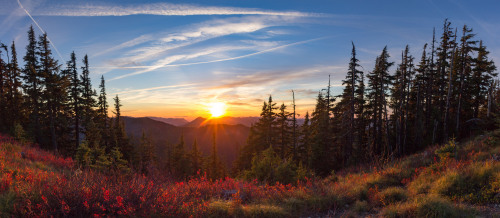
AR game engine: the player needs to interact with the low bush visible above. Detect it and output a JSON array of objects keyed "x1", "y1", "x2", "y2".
[
  {"x1": 378, "y1": 187, "x2": 407, "y2": 206},
  {"x1": 431, "y1": 162, "x2": 500, "y2": 204},
  {"x1": 435, "y1": 139, "x2": 457, "y2": 161},
  {"x1": 352, "y1": 200, "x2": 369, "y2": 212},
  {"x1": 382, "y1": 195, "x2": 475, "y2": 218}
]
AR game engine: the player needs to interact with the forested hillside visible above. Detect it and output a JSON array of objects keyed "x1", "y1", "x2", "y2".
[{"x1": 122, "y1": 116, "x2": 250, "y2": 167}]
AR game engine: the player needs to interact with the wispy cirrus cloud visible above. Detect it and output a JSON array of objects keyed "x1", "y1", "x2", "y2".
[
  {"x1": 31, "y1": 2, "x2": 322, "y2": 17},
  {"x1": 88, "y1": 15, "x2": 322, "y2": 81},
  {"x1": 94, "y1": 16, "x2": 287, "y2": 58},
  {"x1": 210, "y1": 65, "x2": 345, "y2": 90},
  {"x1": 109, "y1": 44, "x2": 254, "y2": 81},
  {"x1": 106, "y1": 36, "x2": 329, "y2": 81}
]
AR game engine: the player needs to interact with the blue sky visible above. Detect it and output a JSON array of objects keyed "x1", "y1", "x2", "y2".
[{"x1": 1, "y1": 0, "x2": 499, "y2": 119}]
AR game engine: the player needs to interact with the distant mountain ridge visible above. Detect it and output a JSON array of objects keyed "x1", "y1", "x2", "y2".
[
  {"x1": 147, "y1": 117, "x2": 189, "y2": 126},
  {"x1": 148, "y1": 115, "x2": 305, "y2": 127},
  {"x1": 122, "y1": 117, "x2": 250, "y2": 166},
  {"x1": 183, "y1": 116, "x2": 260, "y2": 127}
]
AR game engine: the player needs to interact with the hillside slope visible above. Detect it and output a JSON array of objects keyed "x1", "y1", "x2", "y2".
[
  {"x1": 146, "y1": 117, "x2": 190, "y2": 126},
  {"x1": 122, "y1": 117, "x2": 250, "y2": 166},
  {"x1": 0, "y1": 133, "x2": 498, "y2": 217}
]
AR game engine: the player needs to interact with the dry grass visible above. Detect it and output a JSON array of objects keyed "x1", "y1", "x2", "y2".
[{"x1": 1, "y1": 132, "x2": 499, "y2": 217}]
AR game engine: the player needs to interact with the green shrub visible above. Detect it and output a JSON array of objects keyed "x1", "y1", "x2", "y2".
[
  {"x1": 0, "y1": 143, "x2": 21, "y2": 154},
  {"x1": 0, "y1": 191, "x2": 16, "y2": 217},
  {"x1": 379, "y1": 187, "x2": 407, "y2": 205},
  {"x1": 283, "y1": 197, "x2": 306, "y2": 214},
  {"x1": 75, "y1": 141, "x2": 92, "y2": 167},
  {"x1": 381, "y1": 195, "x2": 474, "y2": 218},
  {"x1": 303, "y1": 195, "x2": 344, "y2": 213},
  {"x1": 208, "y1": 200, "x2": 233, "y2": 218},
  {"x1": 352, "y1": 200, "x2": 369, "y2": 212},
  {"x1": 413, "y1": 195, "x2": 473, "y2": 217},
  {"x1": 11, "y1": 123, "x2": 28, "y2": 143},
  {"x1": 242, "y1": 204, "x2": 289, "y2": 218},
  {"x1": 243, "y1": 148, "x2": 297, "y2": 184},
  {"x1": 367, "y1": 173, "x2": 401, "y2": 189},
  {"x1": 435, "y1": 138, "x2": 457, "y2": 160},
  {"x1": 431, "y1": 162, "x2": 500, "y2": 204}
]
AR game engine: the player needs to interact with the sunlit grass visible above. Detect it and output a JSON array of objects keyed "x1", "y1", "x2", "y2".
[{"x1": 0, "y1": 132, "x2": 498, "y2": 217}]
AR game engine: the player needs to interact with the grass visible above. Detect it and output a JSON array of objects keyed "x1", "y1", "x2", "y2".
[
  {"x1": 431, "y1": 162, "x2": 500, "y2": 204},
  {"x1": 382, "y1": 195, "x2": 476, "y2": 218},
  {"x1": 379, "y1": 187, "x2": 408, "y2": 206},
  {"x1": 0, "y1": 132, "x2": 499, "y2": 217}
]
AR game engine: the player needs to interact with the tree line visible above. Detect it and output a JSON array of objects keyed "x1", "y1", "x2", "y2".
[
  {"x1": 235, "y1": 19, "x2": 498, "y2": 178},
  {"x1": 0, "y1": 26, "x2": 154, "y2": 173}
]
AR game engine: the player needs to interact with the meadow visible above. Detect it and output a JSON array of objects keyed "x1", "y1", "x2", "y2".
[{"x1": 1, "y1": 131, "x2": 498, "y2": 217}]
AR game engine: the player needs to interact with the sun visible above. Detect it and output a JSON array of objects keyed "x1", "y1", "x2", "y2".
[{"x1": 209, "y1": 102, "x2": 226, "y2": 118}]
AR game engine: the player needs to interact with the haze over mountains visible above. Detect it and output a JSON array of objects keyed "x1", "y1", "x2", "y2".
[
  {"x1": 123, "y1": 117, "x2": 251, "y2": 167},
  {"x1": 147, "y1": 117, "x2": 190, "y2": 126},
  {"x1": 147, "y1": 116, "x2": 305, "y2": 127}
]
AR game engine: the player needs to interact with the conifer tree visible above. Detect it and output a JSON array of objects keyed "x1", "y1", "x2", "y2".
[
  {"x1": 234, "y1": 96, "x2": 278, "y2": 172},
  {"x1": 298, "y1": 111, "x2": 311, "y2": 168},
  {"x1": 335, "y1": 42, "x2": 364, "y2": 165},
  {"x1": 173, "y1": 135, "x2": 190, "y2": 178},
  {"x1": 390, "y1": 45, "x2": 415, "y2": 156},
  {"x1": 0, "y1": 42, "x2": 6, "y2": 130},
  {"x1": 472, "y1": 40, "x2": 497, "y2": 118},
  {"x1": 92, "y1": 146, "x2": 111, "y2": 171},
  {"x1": 22, "y1": 26, "x2": 42, "y2": 143},
  {"x1": 112, "y1": 95, "x2": 132, "y2": 162},
  {"x1": 139, "y1": 130, "x2": 155, "y2": 173},
  {"x1": 97, "y1": 75, "x2": 110, "y2": 149},
  {"x1": 66, "y1": 51, "x2": 83, "y2": 152},
  {"x1": 190, "y1": 139, "x2": 203, "y2": 175},
  {"x1": 291, "y1": 90, "x2": 298, "y2": 162},
  {"x1": 163, "y1": 140, "x2": 174, "y2": 175},
  {"x1": 412, "y1": 43, "x2": 430, "y2": 150},
  {"x1": 38, "y1": 33, "x2": 62, "y2": 150},
  {"x1": 355, "y1": 65, "x2": 367, "y2": 159},
  {"x1": 366, "y1": 47, "x2": 393, "y2": 158},
  {"x1": 110, "y1": 146, "x2": 129, "y2": 172},
  {"x1": 208, "y1": 132, "x2": 224, "y2": 179},
  {"x1": 6, "y1": 41, "x2": 23, "y2": 129},
  {"x1": 455, "y1": 25, "x2": 477, "y2": 138},
  {"x1": 276, "y1": 103, "x2": 291, "y2": 159},
  {"x1": 310, "y1": 91, "x2": 334, "y2": 176},
  {"x1": 80, "y1": 55, "x2": 98, "y2": 145},
  {"x1": 433, "y1": 19, "x2": 456, "y2": 143}
]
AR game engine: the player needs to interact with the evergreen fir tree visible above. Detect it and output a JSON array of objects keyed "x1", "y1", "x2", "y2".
[
  {"x1": 190, "y1": 139, "x2": 203, "y2": 175},
  {"x1": 97, "y1": 76, "x2": 111, "y2": 150},
  {"x1": 112, "y1": 95, "x2": 132, "y2": 163},
  {"x1": 66, "y1": 51, "x2": 83, "y2": 153},
  {"x1": 110, "y1": 146, "x2": 129, "y2": 172},
  {"x1": 298, "y1": 111, "x2": 311, "y2": 168},
  {"x1": 22, "y1": 26, "x2": 42, "y2": 144},
  {"x1": 276, "y1": 103, "x2": 291, "y2": 159},
  {"x1": 139, "y1": 130, "x2": 155, "y2": 174},
  {"x1": 173, "y1": 135, "x2": 190, "y2": 178},
  {"x1": 38, "y1": 33, "x2": 64, "y2": 151},
  {"x1": 366, "y1": 47, "x2": 393, "y2": 159}
]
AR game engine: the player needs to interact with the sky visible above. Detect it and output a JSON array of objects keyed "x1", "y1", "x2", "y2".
[{"x1": 1, "y1": 0, "x2": 499, "y2": 120}]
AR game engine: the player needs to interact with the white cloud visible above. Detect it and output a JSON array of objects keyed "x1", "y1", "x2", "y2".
[
  {"x1": 33, "y1": 2, "x2": 321, "y2": 17},
  {"x1": 92, "y1": 16, "x2": 298, "y2": 75},
  {"x1": 106, "y1": 36, "x2": 329, "y2": 81},
  {"x1": 93, "y1": 35, "x2": 153, "y2": 57}
]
